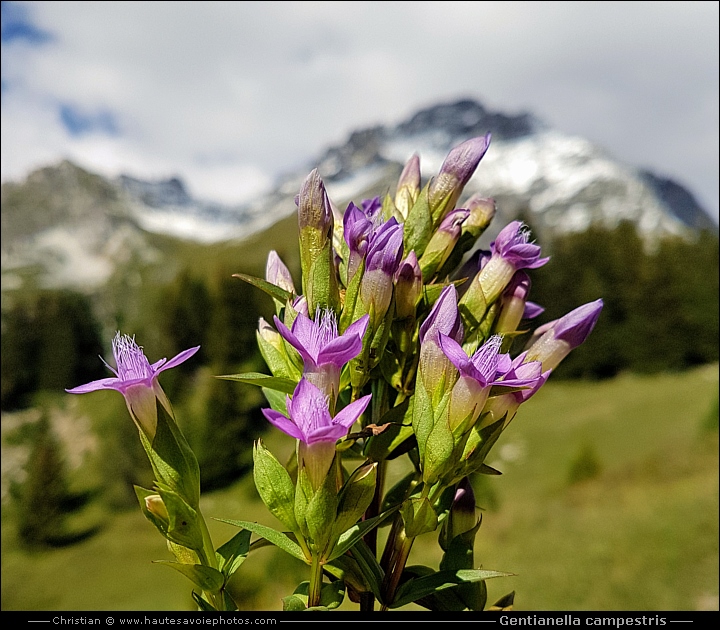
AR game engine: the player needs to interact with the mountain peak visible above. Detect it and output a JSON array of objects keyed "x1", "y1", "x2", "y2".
[{"x1": 395, "y1": 97, "x2": 541, "y2": 141}]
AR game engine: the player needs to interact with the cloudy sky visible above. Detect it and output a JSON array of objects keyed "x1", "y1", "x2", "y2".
[{"x1": 2, "y1": 1, "x2": 718, "y2": 221}]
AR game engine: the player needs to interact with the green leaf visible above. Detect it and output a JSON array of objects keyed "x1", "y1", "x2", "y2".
[
  {"x1": 192, "y1": 591, "x2": 218, "y2": 612},
  {"x1": 215, "y1": 372, "x2": 297, "y2": 395},
  {"x1": 216, "y1": 528, "x2": 251, "y2": 578},
  {"x1": 327, "y1": 504, "x2": 401, "y2": 562},
  {"x1": 319, "y1": 580, "x2": 346, "y2": 609},
  {"x1": 216, "y1": 519, "x2": 308, "y2": 563},
  {"x1": 348, "y1": 538, "x2": 386, "y2": 603},
  {"x1": 253, "y1": 440, "x2": 298, "y2": 532},
  {"x1": 232, "y1": 273, "x2": 292, "y2": 304},
  {"x1": 391, "y1": 568, "x2": 514, "y2": 609},
  {"x1": 154, "y1": 561, "x2": 225, "y2": 594},
  {"x1": 282, "y1": 593, "x2": 308, "y2": 611},
  {"x1": 325, "y1": 554, "x2": 373, "y2": 600}
]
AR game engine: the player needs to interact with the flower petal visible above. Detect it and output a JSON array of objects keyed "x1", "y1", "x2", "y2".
[
  {"x1": 332, "y1": 394, "x2": 372, "y2": 431},
  {"x1": 66, "y1": 377, "x2": 123, "y2": 394},
  {"x1": 262, "y1": 408, "x2": 304, "y2": 441},
  {"x1": 158, "y1": 346, "x2": 201, "y2": 372}
]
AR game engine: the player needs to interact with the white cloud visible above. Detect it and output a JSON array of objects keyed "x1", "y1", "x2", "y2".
[{"x1": 1, "y1": 1, "x2": 717, "y2": 218}]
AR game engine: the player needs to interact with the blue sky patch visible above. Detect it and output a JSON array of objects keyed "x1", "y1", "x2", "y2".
[
  {"x1": 1, "y1": 1, "x2": 53, "y2": 44},
  {"x1": 59, "y1": 103, "x2": 120, "y2": 137}
]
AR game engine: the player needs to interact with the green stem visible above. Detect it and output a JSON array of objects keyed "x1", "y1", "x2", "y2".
[{"x1": 308, "y1": 553, "x2": 323, "y2": 608}]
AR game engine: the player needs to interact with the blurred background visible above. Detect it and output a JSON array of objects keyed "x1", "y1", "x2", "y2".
[{"x1": 1, "y1": 1, "x2": 717, "y2": 612}]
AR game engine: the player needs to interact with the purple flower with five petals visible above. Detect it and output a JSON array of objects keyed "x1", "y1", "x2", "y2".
[
  {"x1": 438, "y1": 334, "x2": 537, "y2": 434},
  {"x1": 262, "y1": 378, "x2": 371, "y2": 489},
  {"x1": 66, "y1": 332, "x2": 200, "y2": 439},
  {"x1": 480, "y1": 351, "x2": 551, "y2": 429},
  {"x1": 274, "y1": 309, "x2": 369, "y2": 410}
]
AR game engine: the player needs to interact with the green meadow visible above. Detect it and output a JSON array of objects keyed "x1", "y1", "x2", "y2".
[{"x1": 2, "y1": 364, "x2": 717, "y2": 612}]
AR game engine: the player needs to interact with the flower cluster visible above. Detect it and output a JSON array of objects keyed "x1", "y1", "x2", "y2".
[{"x1": 66, "y1": 133, "x2": 602, "y2": 612}]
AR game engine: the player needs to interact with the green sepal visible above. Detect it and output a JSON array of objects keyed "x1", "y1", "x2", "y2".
[
  {"x1": 339, "y1": 258, "x2": 365, "y2": 333},
  {"x1": 305, "y1": 235, "x2": 340, "y2": 315},
  {"x1": 390, "y1": 568, "x2": 513, "y2": 609},
  {"x1": 166, "y1": 539, "x2": 197, "y2": 564},
  {"x1": 159, "y1": 486, "x2": 204, "y2": 551},
  {"x1": 256, "y1": 330, "x2": 301, "y2": 380},
  {"x1": 304, "y1": 463, "x2": 339, "y2": 556},
  {"x1": 253, "y1": 440, "x2": 298, "y2": 532},
  {"x1": 402, "y1": 496, "x2": 438, "y2": 539},
  {"x1": 216, "y1": 519, "x2": 308, "y2": 563},
  {"x1": 216, "y1": 528, "x2": 251, "y2": 579},
  {"x1": 215, "y1": 372, "x2": 297, "y2": 395},
  {"x1": 139, "y1": 399, "x2": 201, "y2": 509},
  {"x1": 294, "y1": 467, "x2": 312, "y2": 541},
  {"x1": 154, "y1": 561, "x2": 225, "y2": 594},
  {"x1": 261, "y1": 387, "x2": 288, "y2": 415},
  {"x1": 382, "y1": 191, "x2": 398, "y2": 222},
  {"x1": 403, "y1": 183, "x2": 433, "y2": 258},
  {"x1": 333, "y1": 462, "x2": 377, "y2": 539},
  {"x1": 232, "y1": 273, "x2": 292, "y2": 305},
  {"x1": 411, "y1": 369, "x2": 434, "y2": 464}
]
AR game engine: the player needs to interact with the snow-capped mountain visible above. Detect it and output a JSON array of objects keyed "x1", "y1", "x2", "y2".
[{"x1": 1, "y1": 98, "x2": 715, "y2": 292}]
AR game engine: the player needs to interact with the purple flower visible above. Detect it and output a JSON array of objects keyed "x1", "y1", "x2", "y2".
[
  {"x1": 359, "y1": 217, "x2": 404, "y2": 321},
  {"x1": 491, "y1": 221, "x2": 549, "y2": 270},
  {"x1": 461, "y1": 222, "x2": 549, "y2": 317},
  {"x1": 274, "y1": 309, "x2": 369, "y2": 409},
  {"x1": 524, "y1": 299, "x2": 604, "y2": 370},
  {"x1": 66, "y1": 333, "x2": 199, "y2": 439},
  {"x1": 480, "y1": 352, "x2": 551, "y2": 429},
  {"x1": 343, "y1": 202, "x2": 374, "y2": 282},
  {"x1": 262, "y1": 378, "x2": 371, "y2": 489},
  {"x1": 418, "y1": 284, "x2": 464, "y2": 391},
  {"x1": 439, "y1": 334, "x2": 537, "y2": 433},
  {"x1": 420, "y1": 284, "x2": 464, "y2": 346}
]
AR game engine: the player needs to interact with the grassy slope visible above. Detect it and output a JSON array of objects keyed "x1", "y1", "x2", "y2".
[{"x1": 1, "y1": 365, "x2": 718, "y2": 611}]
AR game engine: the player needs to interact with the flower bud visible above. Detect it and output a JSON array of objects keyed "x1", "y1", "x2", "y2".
[
  {"x1": 266, "y1": 250, "x2": 296, "y2": 294},
  {"x1": 297, "y1": 169, "x2": 340, "y2": 313},
  {"x1": 395, "y1": 153, "x2": 421, "y2": 219},
  {"x1": 419, "y1": 208, "x2": 469, "y2": 280},
  {"x1": 394, "y1": 251, "x2": 422, "y2": 320},
  {"x1": 145, "y1": 494, "x2": 170, "y2": 523},
  {"x1": 428, "y1": 134, "x2": 491, "y2": 225},
  {"x1": 524, "y1": 299, "x2": 604, "y2": 371},
  {"x1": 459, "y1": 221, "x2": 549, "y2": 328},
  {"x1": 493, "y1": 271, "x2": 532, "y2": 336},
  {"x1": 359, "y1": 218, "x2": 404, "y2": 324}
]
